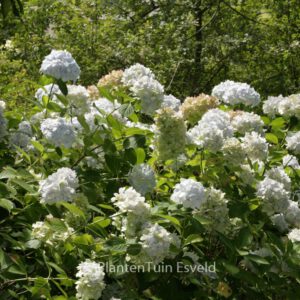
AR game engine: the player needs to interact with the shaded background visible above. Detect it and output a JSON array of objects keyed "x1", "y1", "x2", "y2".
[{"x1": 1, "y1": 0, "x2": 299, "y2": 108}]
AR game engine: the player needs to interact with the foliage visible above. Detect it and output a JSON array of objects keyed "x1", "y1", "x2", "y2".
[
  {"x1": 0, "y1": 50, "x2": 300, "y2": 299},
  {"x1": 0, "y1": 0, "x2": 299, "y2": 109}
]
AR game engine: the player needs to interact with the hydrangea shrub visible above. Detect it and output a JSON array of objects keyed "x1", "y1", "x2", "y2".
[{"x1": 0, "y1": 50, "x2": 300, "y2": 299}]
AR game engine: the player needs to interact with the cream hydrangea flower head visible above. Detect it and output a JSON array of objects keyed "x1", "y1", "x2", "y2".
[
  {"x1": 154, "y1": 108, "x2": 186, "y2": 161},
  {"x1": 180, "y1": 93, "x2": 219, "y2": 124}
]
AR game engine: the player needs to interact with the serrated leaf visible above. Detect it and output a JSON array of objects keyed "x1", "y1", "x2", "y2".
[{"x1": 119, "y1": 103, "x2": 134, "y2": 117}]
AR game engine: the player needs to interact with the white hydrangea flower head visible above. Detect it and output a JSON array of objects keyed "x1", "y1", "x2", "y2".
[
  {"x1": 40, "y1": 49, "x2": 80, "y2": 82},
  {"x1": 230, "y1": 111, "x2": 264, "y2": 134},
  {"x1": 222, "y1": 137, "x2": 246, "y2": 165},
  {"x1": 40, "y1": 117, "x2": 76, "y2": 148},
  {"x1": 76, "y1": 260, "x2": 106, "y2": 300},
  {"x1": 201, "y1": 109, "x2": 233, "y2": 137},
  {"x1": 9, "y1": 121, "x2": 33, "y2": 149},
  {"x1": 111, "y1": 187, "x2": 150, "y2": 216},
  {"x1": 162, "y1": 94, "x2": 181, "y2": 111},
  {"x1": 139, "y1": 223, "x2": 172, "y2": 265},
  {"x1": 39, "y1": 167, "x2": 79, "y2": 205},
  {"x1": 194, "y1": 187, "x2": 230, "y2": 233},
  {"x1": 0, "y1": 100, "x2": 8, "y2": 139},
  {"x1": 283, "y1": 154, "x2": 300, "y2": 169},
  {"x1": 236, "y1": 164, "x2": 256, "y2": 185},
  {"x1": 187, "y1": 108, "x2": 233, "y2": 152},
  {"x1": 212, "y1": 80, "x2": 260, "y2": 107},
  {"x1": 154, "y1": 108, "x2": 186, "y2": 161},
  {"x1": 187, "y1": 122, "x2": 226, "y2": 152},
  {"x1": 256, "y1": 177, "x2": 290, "y2": 215},
  {"x1": 130, "y1": 76, "x2": 164, "y2": 115},
  {"x1": 128, "y1": 164, "x2": 156, "y2": 195},
  {"x1": 122, "y1": 63, "x2": 154, "y2": 86},
  {"x1": 122, "y1": 63, "x2": 164, "y2": 115},
  {"x1": 265, "y1": 166, "x2": 291, "y2": 191},
  {"x1": 241, "y1": 132, "x2": 268, "y2": 162},
  {"x1": 287, "y1": 228, "x2": 300, "y2": 243},
  {"x1": 278, "y1": 94, "x2": 300, "y2": 118},
  {"x1": 262, "y1": 95, "x2": 284, "y2": 117},
  {"x1": 35, "y1": 84, "x2": 62, "y2": 104},
  {"x1": 286, "y1": 132, "x2": 300, "y2": 154},
  {"x1": 171, "y1": 178, "x2": 206, "y2": 209},
  {"x1": 284, "y1": 200, "x2": 300, "y2": 227},
  {"x1": 270, "y1": 214, "x2": 289, "y2": 232},
  {"x1": 67, "y1": 85, "x2": 90, "y2": 114}
]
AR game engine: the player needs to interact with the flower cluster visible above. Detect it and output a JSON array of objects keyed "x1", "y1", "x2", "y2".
[
  {"x1": 128, "y1": 163, "x2": 156, "y2": 195},
  {"x1": 154, "y1": 108, "x2": 186, "y2": 161},
  {"x1": 40, "y1": 49, "x2": 80, "y2": 82},
  {"x1": 180, "y1": 93, "x2": 219, "y2": 124},
  {"x1": 40, "y1": 117, "x2": 76, "y2": 148},
  {"x1": 171, "y1": 178, "x2": 206, "y2": 209},
  {"x1": 263, "y1": 94, "x2": 300, "y2": 118},
  {"x1": 98, "y1": 70, "x2": 124, "y2": 88},
  {"x1": 187, "y1": 109, "x2": 233, "y2": 152},
  {"x1": 31, "y1": 217, "x2": 74, "y2": 246},
  {"x1": 75, "y1": 260, "x2": 106, "y2": 300},
  {"x1": 122, "y1": 63, "x2": 164, "y2": 115},
  {"x1": 39, "y1": 167, "x2": 79, "y2": 204},
  {"x1": 212, "y1": 80, "x2": 260, "y2": 107}
]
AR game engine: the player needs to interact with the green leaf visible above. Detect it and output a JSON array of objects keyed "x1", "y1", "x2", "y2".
[
  {"x1": 119, "y1": 103, "x2": 134, "y2": 117},
  {"x1": 105, "y1": 154, "x2": 121, "y2": 175},
  {"x1": 265, "y1": 133, "x2": 278, "y2": 144},
  {"x1": 271, "y1": 117, "x2": 286, "y2": 128},
  {"x1": 47, "y1": 218, "x2": 68, "y2": 232},
  {"x1": 0, "y1": 198, "x2": 14, "y2": 212},
  {"x1": 57, "y1": 80, "x2": 68, "y2": 96},
  {"x1": 123, "y1": 135, "x2": 146, "y2": 149},
  {"x1": 135, "y1": 148, "x2": 145, "y2": 164},
  {"x1": 60, "y1": 202, "x2": 86, "y2": 218},
  {"x1": 11, "y1": 178, "x2": 35, "y2": 192},
  {"x1": 78, "y1": 115, "x2": 90, "y2": 131},
  {"x1": 98, "y1": 86, "x2": 114, "y2": 101},
  {"x1": 222, "y1": 261, "x2": 240, "y2": 274},
  {"x1": 31, "y1": 140, "x2": 44, "y2": 153},
  {"x1": 235, "y1": 227, "x2": 252, "y2": 249},
  {"x1": 127, "y1": 244, "x2": 142, "y2": 255},
  {"x1": 55, "y1": 94, "x2": 69, "y2": 106},
  {"x1": 247, "y1": 255, "x2": 270, "y2": 265},
  {"x1": 0, "y1": 167, "x2": 18, "y2": 179},
  {"x1": 155, "y1": 214, "x2": 181, "y2": 227},
  {"x1": 184, "y1": 234, "x2": 203, "y2": 246}
]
